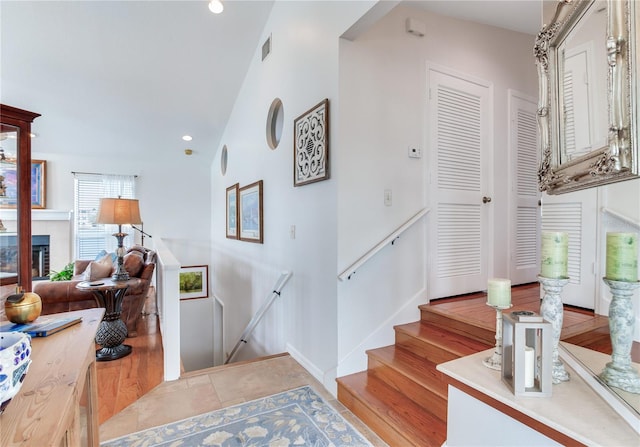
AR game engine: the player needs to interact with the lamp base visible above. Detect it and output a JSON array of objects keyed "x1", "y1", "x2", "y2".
[
  {"x1": 112, "y1": 231, "x2": 130, "y2": 281},
  {"x1": 112, "y1": 271, "x2": 130, "y2": 282}
]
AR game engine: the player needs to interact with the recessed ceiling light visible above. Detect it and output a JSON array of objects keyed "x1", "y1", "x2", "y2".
[
  {"x1": 182, "y1": 135, "x2": 192, "y2": 141},
  {"x1": 208, "y1": 0, "x2": 224, "y2": 14}
]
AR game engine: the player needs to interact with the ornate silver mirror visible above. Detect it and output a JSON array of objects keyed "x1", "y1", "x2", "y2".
[{"x1": 535, "y1": 0, "x2": 638, "y2": 194}]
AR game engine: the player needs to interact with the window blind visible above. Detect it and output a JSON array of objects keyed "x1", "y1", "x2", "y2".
[{"x1": 73, "y1": 173, "x2": 136, "y2": 260}]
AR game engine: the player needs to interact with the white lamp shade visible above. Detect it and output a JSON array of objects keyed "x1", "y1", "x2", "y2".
[{"x1": 96, "y1": 198, "x2": 142, "y2": 225}]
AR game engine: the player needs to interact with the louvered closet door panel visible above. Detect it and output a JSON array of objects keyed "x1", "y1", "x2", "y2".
[
  {"x1": 429, "y1": 69, "x2": 490, "y2": 299},
  {"x1": 511, "y1": 94, "x2": 540, "y2": 285},
  {"x1": 540, "y1": 187, "x2": 597, "y2": 309}
]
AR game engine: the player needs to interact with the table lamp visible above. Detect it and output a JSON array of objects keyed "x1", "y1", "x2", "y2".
[{"x1": 96, "y1": 197, "x2": 142, "y2": 281}]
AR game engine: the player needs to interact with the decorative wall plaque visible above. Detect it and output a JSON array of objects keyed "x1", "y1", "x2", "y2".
[{"x1": 293, "y1": 99, "x2": 329, "y2": 186}]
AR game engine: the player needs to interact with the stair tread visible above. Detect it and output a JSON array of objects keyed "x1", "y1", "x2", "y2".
[
  {"x1": 367, "y1": 345, "x2": 447, "y2": 399},
  {"x1": 338, "y1": 371, "x2": 446, "y2": 447},
  {"x1": 396, "y1": 321, "x2": 491, "y2": 356}
]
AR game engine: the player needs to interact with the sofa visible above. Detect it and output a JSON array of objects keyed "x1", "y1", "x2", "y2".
[{"x1": 33, "y1": 245, "x2": 156, "y2": 337}]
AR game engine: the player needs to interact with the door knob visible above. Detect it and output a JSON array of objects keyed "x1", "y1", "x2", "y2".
[{"x1": 482, "y1": 196, "x2": 492, "y2": 203}]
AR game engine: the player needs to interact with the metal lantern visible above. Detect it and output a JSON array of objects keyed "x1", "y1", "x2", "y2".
[{"x1": 502, "y1": 311, "x2": 553, "y2": 397}]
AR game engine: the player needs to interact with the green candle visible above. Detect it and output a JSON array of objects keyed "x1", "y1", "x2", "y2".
[
  {"x1": 487, "y1": 278, "x2": 511, "y2": 307},
  {"x1": 606, "y1": 232, "x2": 638, "y2": 282},
  {"x1": 540, "y1": 232, "x2": 569, "y2": 279}
]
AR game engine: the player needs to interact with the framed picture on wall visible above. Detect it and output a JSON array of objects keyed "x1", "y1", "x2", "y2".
[
  {"x1": 239, "y1": 180, "x2": 263, "y2": 243},
  {"x1": 226, "y1": 183, "x2": 239, "y2": 239},
  {"x1": 294, "y1": 98, "x2": 329, "y2": 187},
  {"x1": 179, "y1": 265, "x2": 209, "y2": 300},
  {"x1": 0, "y1": 159, "x2": 46, "y2": 209}
]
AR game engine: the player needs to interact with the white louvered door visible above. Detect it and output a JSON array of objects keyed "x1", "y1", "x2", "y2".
[
  {"x1": 428, "y1": 68, "x2": 491, "y2": 299},
  {"x1": 541, "y1": 188, "x2": 597, "y2": 309},
  {"x1": 510, "y1": 93, "x2": 540, "y2": 285}
]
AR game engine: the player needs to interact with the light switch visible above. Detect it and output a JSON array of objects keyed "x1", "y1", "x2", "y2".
[
  {"x1": 384, "y1": 189, "x2": 392, "y2": 206},
  {"x1": 290, "y1": 225, "x2": 296, "y2": 239}
]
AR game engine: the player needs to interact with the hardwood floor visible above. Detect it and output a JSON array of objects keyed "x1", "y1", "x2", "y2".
[{"x1": 96, "y1": 288, "x2": 164, "y2": 425}]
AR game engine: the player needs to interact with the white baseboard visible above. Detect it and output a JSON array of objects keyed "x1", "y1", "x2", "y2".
[{"x1": 286, "y1": 342, "x2": 337, "y2": 396}]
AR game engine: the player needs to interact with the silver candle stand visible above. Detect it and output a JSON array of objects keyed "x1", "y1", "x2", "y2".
[
  {"x1": 600, "y1": 278, "x2": 640, "y2": 394},
  {"x1": 538, "y1": 275, "x2": 570, "y2": 384},
  {"x1": 483, "y1": 302, "x2": 512, "y2": 370}
]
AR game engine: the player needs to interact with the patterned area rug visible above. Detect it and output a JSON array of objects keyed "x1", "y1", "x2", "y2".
[{"x1": 101, "y1": 386, "x2": 373, "y2": 447}]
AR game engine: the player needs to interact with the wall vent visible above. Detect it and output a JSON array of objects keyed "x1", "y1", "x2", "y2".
[{"x1": 262, "y1": 34, "x2": 272, "y2": 61}]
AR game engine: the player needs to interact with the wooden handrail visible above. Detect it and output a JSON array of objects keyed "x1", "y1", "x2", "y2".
[
  {"x1": 338, "y1": 208, "x2": 430, "y2": 281},
  {"x1": 601, "y1": 207, "x2": 640, "y2": 230}
]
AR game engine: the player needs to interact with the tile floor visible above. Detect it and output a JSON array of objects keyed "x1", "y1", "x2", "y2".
[{"x1": 99, "y1": 353, "x2": 389, "y2": 446}]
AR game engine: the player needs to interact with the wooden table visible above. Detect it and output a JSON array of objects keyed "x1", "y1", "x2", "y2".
[
  {"x1": 77, "y1": 278, "x2": 141, "y2": 361},
  {"x1": 0, "y1": 308, "x2": 104, "y2": 447}
]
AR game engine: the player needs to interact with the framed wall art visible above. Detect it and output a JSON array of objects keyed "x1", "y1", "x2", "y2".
[
  {"x1": 179, "y1": 265, "x2": 209, "y2": 300},
  {"x1": 293, "y1": 98, "x2": 329, "y2": 186},
  {"x1": 0, "y1": 159, "x2": 46, "y2": 209},
  {"x1": 226, "y1": 183, "x2": 239, "y2": 239},
  {"x1": 239, "y1": 180, "x2": 263, "y2": 243}
]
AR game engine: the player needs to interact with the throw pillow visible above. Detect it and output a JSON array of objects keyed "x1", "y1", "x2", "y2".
[
  {"x1": 82, "y1": 254, "x2": 113, "y2": 281},
  {"x1": 94, "y1": 250, "x2": 117, "y2": 263}
]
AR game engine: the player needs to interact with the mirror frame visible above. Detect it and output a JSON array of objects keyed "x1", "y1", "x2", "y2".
[{"x1": 535, "y1": 0, "x2": 638, "y2": 194}]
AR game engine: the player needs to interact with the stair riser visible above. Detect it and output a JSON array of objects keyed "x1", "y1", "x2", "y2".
[
  {"x1": 395, "y1": 332, "x2": 461, "y2": 364},
  {"x1": 420, "y1": 310, "x2": 495, "y2": 345},
  {"x1": 368, "y1": 358, "x2": 447, "y2": 422},
  {"x1": 337, "y1": 383, "x2": 418, "y2": 447}
]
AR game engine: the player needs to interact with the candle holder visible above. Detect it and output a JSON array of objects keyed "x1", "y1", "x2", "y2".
[
  {"x1": 483, "y1": 303, "x2": 512, "y2": 370},
  {"x1": 600, "y1": 278, "x2": 640, "y2": 394},
  {"x1": 538, "y1": 275, "x2": 570, "y2": 384},
  {"x1": 502, "y1": 311, "x2": 553, "y2": 397}
]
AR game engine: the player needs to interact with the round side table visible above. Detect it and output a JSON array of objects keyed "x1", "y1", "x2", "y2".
[{"x1": 76, "y1": 278, "x2": 141, "y2": 361}]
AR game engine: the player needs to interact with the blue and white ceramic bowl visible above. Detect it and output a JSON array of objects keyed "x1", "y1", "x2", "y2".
[{"x1": 0, "y1": 331, "x2": 32, "y2": 414}]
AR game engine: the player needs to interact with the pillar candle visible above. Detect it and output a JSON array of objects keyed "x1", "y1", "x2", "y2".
[
  {"x1": 606, "y1": 232, "x2": 638, "y2": 282},
  {"x1": 487, "y1": 278, "x2": 511, "y2": 307},
  {"x1": 540, "y1": 232, "x2": 569, "y2": 279},
  {"x1": 524, "y1": 346, "x2": 535, "y2": 388}
]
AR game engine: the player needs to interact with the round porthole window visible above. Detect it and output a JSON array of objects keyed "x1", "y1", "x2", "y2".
[
  {"x1": 266, "y1": 98, "x2": 284, "y2": 150},
  {"x1": 220, "y1": 145, "x2": 228, "y2": 175}
]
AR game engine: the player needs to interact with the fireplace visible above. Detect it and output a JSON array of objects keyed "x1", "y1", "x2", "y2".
[{"x1": 0, "y1": 234, "x2": 50, "y2": 280}]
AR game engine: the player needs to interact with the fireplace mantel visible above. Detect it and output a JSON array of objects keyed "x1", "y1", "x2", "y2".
[{"x1": 0, "y1": 209, "x2": 71, "y2": 221}]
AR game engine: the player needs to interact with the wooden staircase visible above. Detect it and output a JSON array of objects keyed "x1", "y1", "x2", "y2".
[{"x1": 336, "y1": 285, "x2": 612, "y2": 446}]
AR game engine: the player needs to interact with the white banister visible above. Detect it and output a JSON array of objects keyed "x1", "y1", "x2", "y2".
[
  {"x1": 338, "y1": 208, "x2": 430, "y2": 281},
  {"x1": 601, "y1": 207, "x2": 640, "y2": 230},
  {"x1": 153, "y1": 237, "x2": 182, "y2": 381},
  {"x1": 225, "y1": 271, "x2": 293, "y2": 364}
]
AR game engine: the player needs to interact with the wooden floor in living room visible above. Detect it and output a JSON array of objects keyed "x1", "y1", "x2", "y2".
[{"x1": 96, "y1": 287, "x2": 164, "y2": 425}]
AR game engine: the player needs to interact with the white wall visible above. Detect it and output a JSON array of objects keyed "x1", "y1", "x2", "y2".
[
  {"x1": 210, "y1": 1, "x2": 377, "y2": 392},
  {"x1": 336, "y1": 5, "x2": 537, "y2": 376}
]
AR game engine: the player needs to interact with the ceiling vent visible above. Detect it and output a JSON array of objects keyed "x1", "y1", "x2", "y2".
[{"x1": 262, "y1": 34, "x2": 272, "y2": 61}]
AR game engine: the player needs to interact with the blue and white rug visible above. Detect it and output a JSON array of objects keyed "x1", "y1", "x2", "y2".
[{"x1": 101, "y1": 385, "x2": 373, "y2": 447}]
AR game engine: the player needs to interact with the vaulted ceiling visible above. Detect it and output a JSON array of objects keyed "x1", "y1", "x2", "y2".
[{"x1": 1, "y1": 1, "x2": 540, "y2": 164}]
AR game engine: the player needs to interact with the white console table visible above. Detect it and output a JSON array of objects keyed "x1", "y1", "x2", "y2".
[{"x1": 437, "y1": 347, "x2": 640, "y2": 446}]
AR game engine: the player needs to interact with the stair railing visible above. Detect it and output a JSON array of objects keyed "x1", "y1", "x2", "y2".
[
  {"x1": 224, "y1": 271, "x2": 292, "y2": 364},
  {"x1": 338, "y1": 208, "x2": 430, "y2": 281},
  {"x1": 601, "y1": 207, "x2": 640, "y2": 230}
]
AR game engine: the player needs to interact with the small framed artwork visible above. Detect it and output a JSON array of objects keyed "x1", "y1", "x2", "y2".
[
  {"x1": 239, "y1": 180, "x2": 263, "y2": 243},
  {"x1": 0, "y1": 159, "x2": 46, "y2": 209},
  {"x1": 179, "y1": 265, "x2": 209, "y2": 300},
  {"x1": 226, "y1": 183, "x2": 239, "y2": 239},
  {"x1": 294, "y1": 98, "x2": 329, "y2": 187}
]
